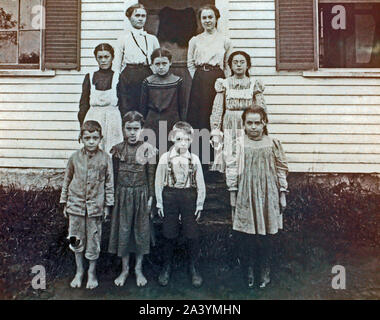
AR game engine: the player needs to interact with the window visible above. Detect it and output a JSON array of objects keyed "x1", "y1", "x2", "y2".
[
  {"x1": 275, "y1": 0, "x2": 380, "y2": 71},
  {"x1": 0, "y1": 0, "x2": 42, "y2": 69},
  {"x1": 319, "y1": 2, "x2": 380, "y2": 68},
  {"x1": 0, "y1": 0, "x2": 81, "y2": 72}
]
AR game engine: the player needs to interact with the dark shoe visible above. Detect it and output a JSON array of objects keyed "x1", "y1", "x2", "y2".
[
  {"x1": 190, "y1": 264, "x2": 203, "y2": 288},
  {"x1": 259, "y1": 266, "x2": 270, "y2": 288},
  {"x1": 158, "y1": 264, "x2": 171, "y2": 287},
  {"x1": 248, "y1": 266, "x2": 255, "y2": 289}
]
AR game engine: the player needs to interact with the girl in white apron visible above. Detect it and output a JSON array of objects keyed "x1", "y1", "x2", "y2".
[{"x1": 78, "y1": 43, "x2": 124, "y2": 155}]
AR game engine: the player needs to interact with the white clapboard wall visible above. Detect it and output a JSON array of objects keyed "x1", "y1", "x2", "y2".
[{"x1": 1, "y1": 0, "x2": 380, "y2": 173}]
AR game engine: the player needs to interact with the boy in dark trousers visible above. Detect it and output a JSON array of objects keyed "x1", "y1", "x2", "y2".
[{"x1": 155, "y1": 121, "x2": 206, "y2": 288}]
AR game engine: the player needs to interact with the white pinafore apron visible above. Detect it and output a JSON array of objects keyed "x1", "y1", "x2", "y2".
[{"x1": 84, "y1": 71, "x2": 124, "y2": 154}]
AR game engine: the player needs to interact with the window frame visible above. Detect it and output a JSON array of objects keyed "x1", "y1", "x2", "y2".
[
  {"x1": 275, "y1": 0, "x2": 380, "y2": 76},
  {"x1": 0, "y1": 0, "x2": 43, "y2": 70}
]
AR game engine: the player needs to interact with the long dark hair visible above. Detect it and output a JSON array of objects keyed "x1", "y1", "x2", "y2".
[
  {"x1": 241, "y1": 106, "x2": 269, "y2": 136},
  {"x1": 228, "y1": 50, "x2": 252, "y2": 77}
]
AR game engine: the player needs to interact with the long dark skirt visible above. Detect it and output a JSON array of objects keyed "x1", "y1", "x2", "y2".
[
  {"x1": 117, "y1": 65, "x2": 152, "y2": 117},
  {"x1": 187, "y1": 67, "x2": 225, "y2": 166},
  {"x1": 108, "y1": 185, "x2": 150, "y2": 257}
]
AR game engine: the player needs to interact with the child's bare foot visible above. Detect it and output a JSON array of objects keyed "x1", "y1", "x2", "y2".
[
  {"x1": 135, "y1": 269, "x2": 147, "y2": 287},
  {"x1": 70, "y1": 271, "x2": 84, "y2": 288},
  {"x1": 114, "y1": 269, "x2": 129, "y2": 287},
  {"x1": 86, "y1": 271, "x2": 98, "y2": 290}
]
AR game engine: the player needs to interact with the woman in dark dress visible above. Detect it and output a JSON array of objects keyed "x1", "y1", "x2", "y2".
[
  {"x1": 186, "y1": 5, "x2": 232, "y2": 169},
  {"x1": 114, "y1": 4, "x2": 160, "y2": 117}
]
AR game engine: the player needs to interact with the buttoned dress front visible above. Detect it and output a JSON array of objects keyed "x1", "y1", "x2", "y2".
[
  {"x1": 210, "y1": 77, "x2": 266, "y2": 172},
  {"x1": 108, "y1": 141, "x2": 157, "y2": 257},
  {"x1": 226, "y1": 135, "x2": 288, "y2": 235}
]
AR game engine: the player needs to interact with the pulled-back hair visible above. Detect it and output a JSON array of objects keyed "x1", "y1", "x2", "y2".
[
  {"x1": 198, "y1": 5, "x2": 221, "y2": 22},
  {"x1": 228, "y1": 50, "x2": 252, "y2": 77},
  {"x1": 122, "y1": 111, "x2": 145, "y2": 127},
  {"x1": 93, "y1": 43, "x2": 114, "y2": 58},
  {"x1": 169, "y1": 121, "x2": 194, "y2": 140},
  {"x1": 80, "y1": 120, "x2": 102, "y2": 138},
  {"x1": 126, "y1": 3, "x2": 146, "y2": 18},
  {"x1": 151, "y1": 47, "x2": 173, "y2": 63},
  {"x1": 241, "y1": 106, "x2": 269, "y2": 135}
]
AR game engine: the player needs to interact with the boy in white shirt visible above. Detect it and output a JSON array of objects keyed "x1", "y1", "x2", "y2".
[{"x1": 155, "y1": 122, "x2": 206, "y2": 288}]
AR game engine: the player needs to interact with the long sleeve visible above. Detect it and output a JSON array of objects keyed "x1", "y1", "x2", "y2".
[
  {"x1": 140, "y1": 79, "x2": 149, "y2": 118},
  {"x1": 60, "y1": 156, "x2": 74, "y2": 203},
  {"x1": 273, "y1": 138, "x2": 289, "y2": 192},
  {"x1": 78, "y1": 74, "x2": 90, "y2": 126},
  {"x1": 147, "y1": 164, "x2": 156, "y2": 199},
  {"x1": 155, "y1": 154, "x2": 168, "y2": 209},
  {"x1": 112, "y1": 154, "x2": 119, "y2": 191},
  {"x1": 225, "y1": 153, "x2": 238, "y2": 191},
  {"x1": 193, "y1": 155, "x2": 206, "y2": 210},
  {"x1": 210, "y1": 78, "x2": 226, "y2": 130},
  {"x1": 187, "y1": 37, "x2": 196, "y2": 78},
  {"x1": 104, "y1": 154, "x2": 115, "y2": 207},
  {"x1": 117, "y1": 72, "x2": 129, "y2": 118},
  {"x1": 177, "y1": 78, "x2": 187, "y2": 120},
  {"x1": 113, "y1": 35, "x2": 125, "y2": 74},
  {"x1": 253, "y1": 79, "x2": 267, "y2": 112}
]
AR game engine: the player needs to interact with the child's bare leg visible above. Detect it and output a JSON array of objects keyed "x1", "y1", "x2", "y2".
[
  {"x1": 114, "y1": 255, "x2": 130, "y2": 286},
  {"x1": 135, "y1": 253, "x2": 147, "y2": 287},
  {"x1": 86, "y1": 259, "x2": 98, "y2": 289},
  {"x1": 70, "y1": 252, "x2": 84, "y2": 288}
]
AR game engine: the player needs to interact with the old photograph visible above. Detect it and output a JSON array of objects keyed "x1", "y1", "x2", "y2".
[{"x1": 0, "y1": 0, "x2": 379, "y2": 302}]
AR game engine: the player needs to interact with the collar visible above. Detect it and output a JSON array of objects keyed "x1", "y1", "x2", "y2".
[
  {"x1": 131, "y1": 27, "x2": 147, "y2": 36},
  {"x1": 81, "y1": 147, "x2": 100, "y2": 157},
  {"x1": 169, "y1": 147, "x2": 192, "y2": 160}
]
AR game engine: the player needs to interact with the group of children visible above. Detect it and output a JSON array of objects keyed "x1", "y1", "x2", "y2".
[{"x1": 59, "y1": 42, "x2": 289, "y2": 291}]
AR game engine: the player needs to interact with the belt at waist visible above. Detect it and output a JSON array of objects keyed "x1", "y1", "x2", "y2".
[
  {"x1": 196, "y1": 64, "x2": 221, "y2": 71},
  {"x1": 163, "y1": 186, "x2": 196, "y2": 191},
  {"x1": 125, "y1": 63, "x2": 149, "y2": 68}
]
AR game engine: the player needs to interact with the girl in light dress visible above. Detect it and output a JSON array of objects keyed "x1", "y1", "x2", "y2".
[
  {"x1": 210, "y1": 50, "x2": 266, "y2": 172},
  {"x1": 226, "y1": 106, "x2": 288, "y2": 288}
]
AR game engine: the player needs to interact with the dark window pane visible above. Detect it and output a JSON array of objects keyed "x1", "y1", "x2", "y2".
[
  {"x1": 319, "y1": 3, "x2": 380, "y2": 68},
  {"x1": 19, "y1": 31, "x2": 40, "y2": 64},
  {"x1": 0, "y1": 31, "x2": 17, "y2": 63}
]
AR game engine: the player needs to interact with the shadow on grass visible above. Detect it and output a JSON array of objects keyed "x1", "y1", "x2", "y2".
[{"x1": 0, "y1": 180, "x2": 379, "y2": 299}]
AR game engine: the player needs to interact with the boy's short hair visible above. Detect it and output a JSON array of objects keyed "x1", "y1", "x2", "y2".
[
  {"x1": 151, "y1": 47, "x2": 173, "y2": 63},
  {"x1": 80, "y1": 120, "x2": 102, "y2": 138},
  {"x1": 122, "y1": 110, "x2": 145, "y2": 127},
  {"x1": 169, "y1": 121, "x2": 194, "y2": 141}
]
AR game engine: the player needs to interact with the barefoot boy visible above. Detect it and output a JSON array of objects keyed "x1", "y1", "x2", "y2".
[
  {"x1": 60, "y1": 120, "x2": 114, "y2": 289},
  {"x1": 155, "y1": 121, "x2": 206, "y2": 288}
]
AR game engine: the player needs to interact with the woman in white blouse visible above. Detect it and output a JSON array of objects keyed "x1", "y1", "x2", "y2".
[
  {"x1": 186, "y1": 5, "x2": 233, "y2": 170},
  {"x1": 114, "y1": 4, "x2": 160, "y2": 117}
]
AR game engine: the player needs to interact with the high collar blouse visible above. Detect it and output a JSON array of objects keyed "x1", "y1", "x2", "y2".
[
  {"x1": 187, "y1": 30, "x2": 233, "y2": 78},
  {"x1": 113, "y1": 27, "x2": 160, "y2": 73}
]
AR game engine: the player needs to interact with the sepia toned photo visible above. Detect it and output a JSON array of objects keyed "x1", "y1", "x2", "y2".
[{"x1": 0, "y1": 0, "x2": 379, "y2": 303}]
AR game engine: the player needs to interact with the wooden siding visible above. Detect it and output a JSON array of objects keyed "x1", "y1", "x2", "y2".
[{"x1": 1, "y1": 0, "x2": 380, "y2": 173}]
